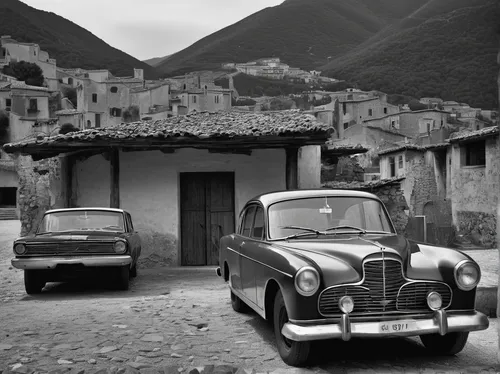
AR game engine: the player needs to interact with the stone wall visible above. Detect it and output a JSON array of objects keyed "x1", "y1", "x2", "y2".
[
  {"x1": 456, "y1": 211, "x2": 497, "y2": 248},
  {"x1": 15, "y1": 155, "x2": 64, "y2": 236},
  {"x1": 321, "y1": 156, "x2": 365, "y2": 183}
]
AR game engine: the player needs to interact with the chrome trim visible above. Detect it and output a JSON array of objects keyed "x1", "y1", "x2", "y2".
[
  {"x1": 454, "y1": 259, "x2": 481, "y2": 291},
  {"x1": 231, "y1": 247, "x2": 293, "y2": 278},
  {"x1": 294, "y1": 266, "x2": 320, "y2": 296},
  {"x1": 11, "y1": 255, "x2": 133, "y2": 269},
  {"x1": 282, "y1": 311, "x2": 489, "y2": 342},
  {"x1": 318, "y1": 257, "x2": 454, "y2": 317}
]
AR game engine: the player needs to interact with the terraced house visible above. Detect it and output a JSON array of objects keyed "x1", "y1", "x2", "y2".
[{"x1": 3, "y1": 110, "x2": 331, "y2": 268}]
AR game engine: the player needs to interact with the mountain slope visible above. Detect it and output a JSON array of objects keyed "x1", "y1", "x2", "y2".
[
  {"x1": 0, "y1": 0, "x2": 158, "y2": 78},
  {"x1": 321, "y1": 0, "x2": 499, "y2": 109},
  {"x1": 155, "y1": 0, "x2": 428, "y2": 76},
  {"x1": 143, "y1": 55, "x2": 172, "y2": 67}
]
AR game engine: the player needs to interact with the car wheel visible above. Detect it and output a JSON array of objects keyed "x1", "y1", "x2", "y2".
[
  {"x1": 420, "y1": 332, "x2": 469, "y2": 355},
  {"x1": 115, "y1": 265, "x2": 130, "y2": 290},
  {"x1": 230, "y1": 290, "x2": 248, "y2": 313},
  {"x1": 24, "y1": 270, "x2": 46, "y2": 295},
  {"x1": 273, "y1": 290, "x2": 311, "y2": 367},
  {"x1": 130, "y1": 263, "x2": 137, "y2": 278}
]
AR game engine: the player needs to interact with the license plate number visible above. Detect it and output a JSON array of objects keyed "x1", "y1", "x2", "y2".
[{"x1": 379, "y1": 320, "x2": 417, "y2": 333}]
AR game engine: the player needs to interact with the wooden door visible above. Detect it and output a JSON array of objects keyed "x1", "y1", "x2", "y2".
[{"x1": 180, "y1": 172, "x2": 235, "y2": 266}]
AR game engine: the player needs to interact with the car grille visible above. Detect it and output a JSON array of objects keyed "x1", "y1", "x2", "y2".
[
  {"x1": 318, "y1": 259, "x2": 452, "y2": 316},
  {"x1": 25, "y1": 242, "x2": 114, "y2": 255}
]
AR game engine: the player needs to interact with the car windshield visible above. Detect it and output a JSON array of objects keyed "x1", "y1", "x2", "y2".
[
  {"x1": 268, "y1": 196, "x2": 394, "y2": 239},
  {"x1": 37, "y1": 210, "x2": 125, "y2": 233}
]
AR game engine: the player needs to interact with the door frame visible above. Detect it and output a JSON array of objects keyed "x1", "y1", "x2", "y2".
[{"x1": 178, "y1": 171, "x2": 236, "y2": 266}]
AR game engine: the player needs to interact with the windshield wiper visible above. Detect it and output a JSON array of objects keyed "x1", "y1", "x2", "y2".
[
  {"x1": 324, "y1": 225, "x2": 367, "y2": 235},
  {"x1": 280, "y1": 226, "x2": 322, "y2": 240}
]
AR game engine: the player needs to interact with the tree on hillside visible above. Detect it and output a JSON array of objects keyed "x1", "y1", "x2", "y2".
[
  {"x1": 408, "y1": 99, "x2": 428, "y2": 111},
  {"x1": 2, "y1": 61, "x2": 44, "y2": 87},
  {"x1": 59, "y1": 123, "x2": 78, "y2": 135},
  {"x1": 62, "y1": 87, "x2": 77, "y2": 107}
]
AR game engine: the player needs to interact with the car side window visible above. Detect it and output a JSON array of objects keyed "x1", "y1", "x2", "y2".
[
  {"x1": 251, "y1": 206, "x2": 265, "y2": 240},
  {"x1": 127, "y1": 213, "x2": 134, "y2": 232},
  {"x1": 241, "y1": 206, "x2": 256, "y2": 237}
]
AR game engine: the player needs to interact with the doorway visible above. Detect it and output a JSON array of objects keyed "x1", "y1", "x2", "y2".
[
  {"x1": 0, "y1": 187, "x2": 17, "y2": 207},
  {"x1": 180, "y1": 172, "x2": 235, "y2": 266}
]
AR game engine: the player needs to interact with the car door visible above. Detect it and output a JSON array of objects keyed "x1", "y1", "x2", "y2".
[
  {"x1": 125, "y1": 213, "x2": 141, "y2": 261},
  {"x1": 239, "y1": 204, "x2": 265, "y2": 306},
  {"x1": 225, "y1": 209, "x2": 246, "y2": 292}
]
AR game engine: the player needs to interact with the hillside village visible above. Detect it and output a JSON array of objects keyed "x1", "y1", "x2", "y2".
[{"x1": 0, "y1": 34, "x2": 498, "y2": 257}]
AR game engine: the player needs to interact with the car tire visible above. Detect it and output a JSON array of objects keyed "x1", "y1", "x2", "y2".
[
  {"x1": 24, "y1": 270, "x2": 46, "y2": 295},
  {"x1": 115, "y1": 265, "x2": 130, "y2": 291},
  {"x1": 230, "y1": 290, "x2": 248, "y2": 313},
  {"x1": 130, "y1": 263, "x2": 137, "y2": 278},
  {"x1": 420, "y1": 332, "x2": 469, "y2": 355},
  {"x1": 273, "y1": 290, "x2": 311, "y2": 367}
]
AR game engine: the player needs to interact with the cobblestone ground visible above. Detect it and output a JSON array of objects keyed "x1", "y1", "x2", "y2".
[{"x1": 0, "y1": 221, "x2": 499, "y2": 374}]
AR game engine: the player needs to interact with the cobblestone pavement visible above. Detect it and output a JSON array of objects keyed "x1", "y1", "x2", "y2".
[{"x1": 0, "y1": 221, "x2": 499, "y2": 374}]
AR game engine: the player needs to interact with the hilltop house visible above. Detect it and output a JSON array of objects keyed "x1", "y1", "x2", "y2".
[
  {"x1": 4, "y1": 110, "x2": 331, "y2": 267},
  {"x1": 0, "y1": 35, "x2": 58, "y2": 91}
]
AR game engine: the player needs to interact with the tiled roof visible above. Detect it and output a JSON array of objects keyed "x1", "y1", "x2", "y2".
[
  {"x1": 11, "y1": 81, "x2": 49, "y2": 92},
  {"x1": 447, "y1": 126, "x2": 499, "y2": 142},
  {"x1": 323, "y1": 142, "x2": 368, "y2": 156},
  {"x1": 366, "y1": 125, "x2": 407, "y2": 137},
  {"x1": 378, "y1": 144, "x2": 425, "y2": 156},
  {"x1": 3, "y1": 110, "x2": 333, "y2": 158},
  {"x1": 322, "y1": 176, "x2": 405, "y2": 190},
  {"x1": 55, "y1": 109, "x2": 82, "y2": 116}
]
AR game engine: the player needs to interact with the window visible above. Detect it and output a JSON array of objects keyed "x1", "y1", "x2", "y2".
[
  {"x1": 68, "y1": 78, "x2": 73, "y2": 85},
  {"x1": 343, "y1": 122, "x2": 349, "y2": 130},
  {"x1": 252, "y1": 207, "x2": 265, "y2": 240},
  {"x1": 398, "y1": 155, "x2": 403, "y2": 169},
  {"x1": 368, "y1": 109, "x2": 373, "y2": 116},
  {"x1": 86, "y1": 120, "x2": 91, "y2": 128},
  {"x1": 391, "y1": 120, "x2": 395, "y2": 127},
  {"x1": 342, "y1": 102, "x2": 347, "y2": 114},
  {"x1": 241, "y1": 206, "x2": 256, "y2": 237},
  {"x1": 28, "y1": 98, "x2": 38, "y2": 112},
  {"x1": 384, "y1": 107, "x2": 387, "y2": 114},
  {"x1": 215, "y1": 95, "x2": 220, "y2": 104},
  {"x1": 5, "y1": 98, "x2": 11, "y2": 107},
  {"x1": 110, "y1": 107, "x2": 122, "y2": 117},
  {"x1": 92, "y1": 93, "x2": 97, "y2": 103},
  {"x1": 84, "y1": 73, "x2": 89, "y2": 78},
  {"x1": 192, "y1": 95, "x2": 197, "y2": 103},
  {"x1": 110, "y1": 86, "x2": 118, "y2": 93},
  {"x1": 389, "y1": 156, "x2": 396, "y2": 177},
  {"x1": 462, "y1": 140, "x2": 486, "y2": 167}
]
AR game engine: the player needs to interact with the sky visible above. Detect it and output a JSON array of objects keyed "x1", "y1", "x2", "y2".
[{"x1": 21, "y1": 0, "x2": 284, "y2": 61}]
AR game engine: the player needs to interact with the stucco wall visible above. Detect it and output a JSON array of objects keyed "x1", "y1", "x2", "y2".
[
  {"x1": 298, "y1": 145, "x2": 321, "y2": 188},
  {"x1": 451, "y1": 138, "x2": 499, "y2": 246},
  {"x1": 72, "y1": 148, "x2": 293, "y2": 267},
  {"x1": 0, "y1": 169, "x2": 18, "y2": 187}
]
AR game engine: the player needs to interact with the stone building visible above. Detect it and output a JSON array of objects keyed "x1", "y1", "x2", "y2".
[{"x1": 3, "y1": 110, "x2": 331, "y2": 267}]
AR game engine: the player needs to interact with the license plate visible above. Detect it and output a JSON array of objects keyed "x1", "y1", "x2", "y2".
[{"x1": 379, "y1": 320, "x2": 417, "y2": 333}]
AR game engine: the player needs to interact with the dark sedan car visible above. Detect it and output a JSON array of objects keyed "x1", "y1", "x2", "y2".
[
  {"x1": 11, "y1": 208, "x2": 142, "y2": 294},
  {"x1": 217, "y1": 189, "x2": 489, "y2": 366}
]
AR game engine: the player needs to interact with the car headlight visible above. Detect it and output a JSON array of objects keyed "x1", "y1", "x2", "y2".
[
  {"x1": 294, "y1": 266, "x2": 320, "y2": 296},
  {"x1": 454, "y1": 260, "x2": 480, "y2": 291},
  {"x1": 13, "y1": 243, "x2": 26, "y2": 255},
  {"x1": 113, "y1": 240, "x2": 127, "y2": 254}
]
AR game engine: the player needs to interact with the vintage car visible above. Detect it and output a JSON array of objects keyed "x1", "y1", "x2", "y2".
[
  {"x1": 11, "y1": 207, "x2": 141, "y2": 294},
  {"x1": 216, "y1": 189, "x2": 489, "y2": 366}
]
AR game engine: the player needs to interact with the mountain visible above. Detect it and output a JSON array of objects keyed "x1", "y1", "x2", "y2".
[
  {"x1": 155, "y1": 0, "x2": 428, "y2": 76},
  {"x1": 0, "y1": 0, "x2": 158, "y2": 79},
  {"x1": 143, "y1": 55, "x2": 172, "y2": 67},
  {"x1": 321, "y1": 0, "x2": 499, "y2": 109}
]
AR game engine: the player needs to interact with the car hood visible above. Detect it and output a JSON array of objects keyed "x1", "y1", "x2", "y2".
[
  {"x1": 18, "y1": 231, "x2": 124, "y2": 243},
  {"x1": 276, "y1": 234, "x2": 413, "y2": 265}
]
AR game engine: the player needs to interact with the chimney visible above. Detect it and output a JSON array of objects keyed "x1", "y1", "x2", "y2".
[{"x1": 133, "y1": 68, "x2": 144, "y2": 80}]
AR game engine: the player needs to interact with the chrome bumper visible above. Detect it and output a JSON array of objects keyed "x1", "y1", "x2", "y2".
[
  {"x1": 11, "y1": 255, "x2": 132, "y2": 270},
  {"x1": 281, "y1": 310, "x2": 490, "y2": 342}
]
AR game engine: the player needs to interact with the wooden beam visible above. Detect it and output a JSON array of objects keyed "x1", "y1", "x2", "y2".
[
  {"x1": 109, "y1": 149, "x2": 120, "y2": 208},
  {"x1": 208, "y1": 148, "x2": 252, "y2": 156},
  {"x1": 285, "y1": 147, "x2": 299, "y2": 190}
]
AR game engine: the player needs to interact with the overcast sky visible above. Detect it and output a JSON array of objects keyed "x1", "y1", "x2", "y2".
[{"x1": 21, "y1": 0, "x2": 284, "y2": 61}]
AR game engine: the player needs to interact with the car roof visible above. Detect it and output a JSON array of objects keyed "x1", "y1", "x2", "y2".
[
  {"x1": 44, "y1": 207, "x2": 129, "y2": 214},
  {"x1": 248, "y1": 189, "x2": 382, "y2": 208}
]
